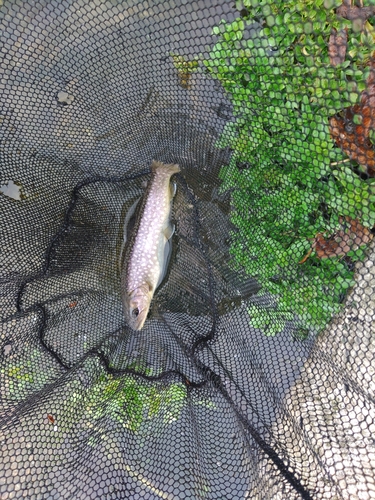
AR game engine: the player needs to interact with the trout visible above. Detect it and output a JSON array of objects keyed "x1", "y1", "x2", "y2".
[{"x1": 120, "y1": 160, "x2": 180, "y2": 330}]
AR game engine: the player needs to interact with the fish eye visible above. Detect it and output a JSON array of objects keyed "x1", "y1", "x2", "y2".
[{"x1": 132, "y1": 308, "x2": 139, "y2": 318}]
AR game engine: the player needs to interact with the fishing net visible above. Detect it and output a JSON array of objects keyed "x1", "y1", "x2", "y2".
[{"x1": 1, "y1": 1, "x2": 375, "y2": 498}]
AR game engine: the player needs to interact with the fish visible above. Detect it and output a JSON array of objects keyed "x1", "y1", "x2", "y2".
[{"x1": 120, "y1": 160, "x2": 180, "y2": 330}]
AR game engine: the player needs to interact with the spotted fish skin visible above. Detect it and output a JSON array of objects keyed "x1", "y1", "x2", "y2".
[{"x1": 121, "y1": 160, "x2": 180, "y2": 330}]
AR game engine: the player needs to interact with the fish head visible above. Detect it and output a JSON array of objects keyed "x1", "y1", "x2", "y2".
[{"x1": 124, "y1": 285, "x2": 152, "y2": 331}]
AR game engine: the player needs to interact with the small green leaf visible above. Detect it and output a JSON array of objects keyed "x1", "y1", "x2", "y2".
[{"x1": 204, "y1": 5, "x2": 374, "y2": 337}]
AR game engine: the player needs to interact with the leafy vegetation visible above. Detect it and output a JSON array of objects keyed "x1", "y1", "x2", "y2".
[
  {"x1": 85, "y1": 372, "x2": 187, "y2": 432},
  {"x1": 171, "y1": 53, "x2": 200, "y2": 89},
  {"x1": 1, "y1": 347, "x2": 52, "y2": 402},
  {"x1": 204, "y1": 0, "x2": 375, "y2": 336}
]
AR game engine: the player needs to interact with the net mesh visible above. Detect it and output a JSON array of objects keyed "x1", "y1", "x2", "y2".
[{"x1": 1, "y1": 1, "x2": 375, "y2": 499}]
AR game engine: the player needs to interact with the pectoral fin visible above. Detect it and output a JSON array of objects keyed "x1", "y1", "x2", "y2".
[
  {"x1": 169, "y1": 181, "x2": 177, "y2": 198},
  {"x1": 163, "y1": 222, "x2": 175, "y2": 240},
  {"x1": 156, "y1": 237, "x2": 172, "y2": 289},
  {"x1": 147, "y1": 281, "x2": 153, "y2": 293},
  {"x1": 156, "y1": 222, "x2": 175, "y2": 287}
]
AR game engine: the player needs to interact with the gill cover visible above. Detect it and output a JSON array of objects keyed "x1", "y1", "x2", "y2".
[{"x1": 124, "y1": 284, "x2": 152, "y2": 331}]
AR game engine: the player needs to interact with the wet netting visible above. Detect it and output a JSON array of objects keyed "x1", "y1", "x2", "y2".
[{"x1": 1, "y1": 0, "x2": 375, "y2": 498}]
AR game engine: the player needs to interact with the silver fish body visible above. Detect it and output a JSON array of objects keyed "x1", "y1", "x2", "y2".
[{"x1": 121, "y1": 160, "x2": 180, "y2": 330}]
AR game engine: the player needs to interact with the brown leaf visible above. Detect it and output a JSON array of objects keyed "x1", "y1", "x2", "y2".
[
  {"x1": 313, "y1": 233, "x2": 340, "y2": 259},
  {"x1": 329, "y1": 28, "x2": 348, "y2": 67},
  {"x1": 337, "y1": 215, "x2": 373, "y2": 248},
  {"x1": 47, "y1": 414, "x2": 55, "y2": 424},
  {"x1": 336, "y1": 4, "x2": 375, "y2": 25},
  {"x1": 329, "y1": 60, "x2": 375, "y2": 176},
  {"x1": 329, "y1": 115, "x2": 375, "y2": 175},
  {"x1": 177, "y1": 71, "x2": 192, "y2": 90},
  {"x1": 299, "y1": 216, "x2": 373, "y2": 263},
  {"x1": 313, "y1": 216, "x2": 373, "y2": 259}
]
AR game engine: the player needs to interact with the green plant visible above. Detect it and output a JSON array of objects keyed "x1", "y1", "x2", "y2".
[
  {"x1": 171, "y1": 53, "x2": 200, "y2": 89},
  {"x1": 85, "y1": 372, "x2": 187, "y2": 432},
  {"x1": 1, "y1": 348, "x2": 52, "y2": 402},
  {"x1": 204, "y1": 1, "x2": 375, "y2": 336}
]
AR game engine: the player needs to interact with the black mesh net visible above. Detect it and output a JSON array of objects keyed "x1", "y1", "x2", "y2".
[{"x1": 1, "y1": 1, "x2": 375, "y2": 498}]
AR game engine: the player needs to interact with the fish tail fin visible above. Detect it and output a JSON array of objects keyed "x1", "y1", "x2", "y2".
[{"x1": 151, "y1": 160, "x2": 180, "y2": 176}]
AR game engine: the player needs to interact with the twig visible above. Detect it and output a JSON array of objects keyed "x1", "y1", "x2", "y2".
[
  {"x1": 299, "y1": 248, "x2": 313, "y2": 264},
  {"x1": 330, "y1": 158, "x2": 351, "y2": 166}
]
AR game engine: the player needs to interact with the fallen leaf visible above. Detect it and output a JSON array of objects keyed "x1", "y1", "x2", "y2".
[
  {"x1": 329, "y1": 28, "x2": 348, "y2": 67},
  {"x1": 299, "y1": 216, "x2": 373, "y2": 262},
  {"x1": 316, "y1": 216, "x2": 373, "y2": 258},
  {"x1": 329, "y1": 60, "x2": 375, "y2": 176},
  {"x1": 337, "y1": 4, "x2": 375, "y2": 27},
  {"x1": 3, "y1": 344, "x2": 11, "y2": 356},
  {"x1": 335, "y1": 215, "x2": 373, "y2": 253},
  {"x1": 313, "y1": 233, "x2": 340, "y2": 259},
  {"x1": 47, "y1": 414, "x2": 55, "y2": 424},
  {"x1": 330, "y1": 114, "x2": 375, "y2": 175},
  {"x1": 177, "y1": 71, "x2": 192, "y2": 90},
  {"x1": 171, "y1": 54, "x2": 199, "y2": 90}
]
